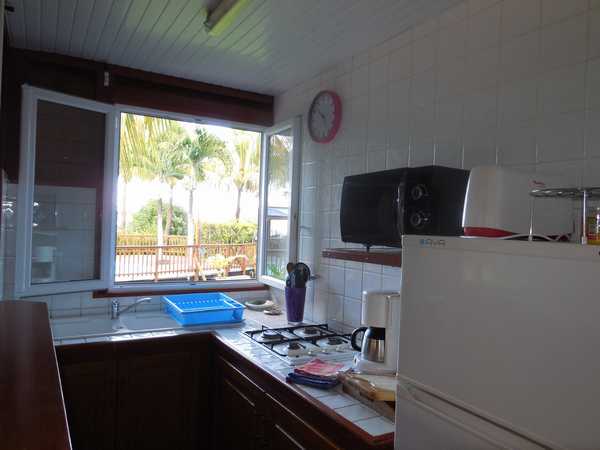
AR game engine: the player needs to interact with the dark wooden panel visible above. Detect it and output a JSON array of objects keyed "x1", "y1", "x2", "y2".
[
  {"x1": 0, "y1": 301, "x2": 71, "y2": 450},
  {"x1": 57, "y1": 343, "x2": 117, "y2": 450},
  {"x1": 213, "y1": 355, "x2": 266, "y2": 450},
  {"x1": 265, "y1": 394, "x2": 338, "y2": 450},
  {"x1": 115, "y1": 335, "x2": 211, "y2": 450}
]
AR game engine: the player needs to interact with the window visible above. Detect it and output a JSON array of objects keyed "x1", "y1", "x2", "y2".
[
  {"x1": 15, "y1": 86, "x2": 116, "y2": 297},
  {"x1": 15, "y1": 86, "x2": 301, "y2": 296},
  {"x1": 258, "y1": 118, "x2": 301, "y2": 289},
  {"x1": 114, "y1": 110, "x2": 261, "y2": 287}
]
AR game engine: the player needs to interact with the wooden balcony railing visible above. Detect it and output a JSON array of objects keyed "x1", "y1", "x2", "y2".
[{"x1": 115, "y1": 242, "x2": 257, "y2": 282}]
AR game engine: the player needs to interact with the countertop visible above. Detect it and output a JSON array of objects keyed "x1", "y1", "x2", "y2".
[
  {"x1": 4, "y1": 303, "x2": 393, "y2": 448},
  {"x1": 52, "y1": 308, "x2": 395, "y2": 443},
  {"x1": 0, "y1": 301, "x2": 71, "y2": 450}
]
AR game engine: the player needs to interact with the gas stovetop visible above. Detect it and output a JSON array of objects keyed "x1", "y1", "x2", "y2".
[{"x1": 243, "y1": 324, "x2": 355, "y2": 366}]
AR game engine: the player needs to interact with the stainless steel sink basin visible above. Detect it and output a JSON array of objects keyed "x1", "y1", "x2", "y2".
[
  {"x1": 117, "y1": 313, "x2": 179, "y2": 331},
  {"x1": 51, "y1": 316, "x2": 123, "y2": 339},
  {"x1": 51, "y1": 312, "x2": 181, "y2": 339}
]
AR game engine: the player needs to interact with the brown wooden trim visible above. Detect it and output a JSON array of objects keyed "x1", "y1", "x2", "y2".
[
  {"x1": 322, "y1": 248, "x2": 402, "y2": 267},
  {"x1": 107, "y1": 65, "x2": 272, "y2": 105},
  {"x1": 0, "y1": 301, "x2": 71, "y2": 450},
  {"x1": 92, "y1": 284, "x2": 269, "y2": 298}
]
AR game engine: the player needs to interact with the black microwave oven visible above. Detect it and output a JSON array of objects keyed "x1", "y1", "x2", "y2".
[{"x1": 340, "y1": 166, "x2": 470, "y2": 248}]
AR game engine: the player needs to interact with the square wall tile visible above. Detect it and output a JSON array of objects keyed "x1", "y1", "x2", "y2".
[
  {"x1": 539, "y1": 63, "x2": 586, "y2": 114},
  {"x1": 587, "y1": 58, "x2": 600, "y2": 110},
  {"x1": 327, "y1": 292, "x2": 341, "y2": 324},
  {"x1": 585, "y1": 110, "x2": 600, "y2": 159},
  {"x1": 541, "y1": 0, "x2": 587, "y2": 25},
  {"x1": 434, "y1": 138, "x2": 464, "y2": 168},
  {"x1": 343, "y1": 297, "x2": 362, "y2": 328},
  {"x1": 362, "y1": 270, "x2": 382, "y2": 292},
  {"x1": 500, "y1": 31, "x2": 541, "y2": 83},
  {"x1": 497, "y1": 120, "x2": 537, "y2": 165},
  {"x1": 501, "y1": 0, "x2": 541, "y2": 39},
  {"x1": 536, "y1": 111, "x2": 585, "y2": 162},
  {"x1": 540, "y1": 14, "x2": 588, "y2": 70},
  {"x1": 466, "y1": 46, "x2": 500, "y2": 90},
  {"x1": 438, "y1": 19, "x2": 467, "y2": 61},
  {"x1": 498, "y1": 78, "x2": 539, "y2": 124},
  {"x1": 591, "y1": 9, "x2": 600, "y2": 59},
  {"x1": 344, "y1": 268, "x2": 363, "y2": 300},
  {"x1": 388, "y1": 45, "x2": 412, "y2": 82},
  {"x1": 468, "y1": 3, "x2": 501, "y2": 52},
  {"x1": 412, "y1": 34, "x2": 436, "y2": 74}
]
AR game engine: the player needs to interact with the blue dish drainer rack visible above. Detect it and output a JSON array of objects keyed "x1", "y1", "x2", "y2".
[{"x1": 162, "y1": 292, "x2": 245, "y2": 326}]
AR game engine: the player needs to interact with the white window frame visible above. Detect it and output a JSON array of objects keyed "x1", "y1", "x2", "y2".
[
  {"x1": 15, "y1": 85, "x2": 118, "y2": 297},
  {"x1": 257, "y1": 116, "x2": 302, "y2": 290},
  {"x1": 15, "y1": 88, "x2": 301, "y2": 296}
]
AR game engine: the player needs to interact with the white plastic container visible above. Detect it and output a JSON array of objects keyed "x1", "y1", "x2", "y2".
[{"x1": 462, "y1": 166, "x2": 573, "y2": 238}]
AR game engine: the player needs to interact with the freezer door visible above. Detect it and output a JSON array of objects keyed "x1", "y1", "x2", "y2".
[{"x1": 394, "y1": 383, "x2": 553, "y2": 450}]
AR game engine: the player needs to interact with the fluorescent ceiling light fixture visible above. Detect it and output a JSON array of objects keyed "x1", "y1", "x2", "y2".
[{"x1": 204, "y1": 0, "x2": 251, "y2": 36}]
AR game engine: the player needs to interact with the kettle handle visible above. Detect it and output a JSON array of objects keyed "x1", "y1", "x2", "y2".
[{"x1": 350, "y1": 327, "x2": 367, "y2": 351}]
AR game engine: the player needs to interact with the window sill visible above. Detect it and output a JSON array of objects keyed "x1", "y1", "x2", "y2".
[{"x1": 93, "y1": 281, "x2": 268, "y2": 298}]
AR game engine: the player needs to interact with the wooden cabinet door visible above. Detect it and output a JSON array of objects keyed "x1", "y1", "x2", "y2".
[
  {"x1": 265, "y1": 394, "x2": 338, "y2": 450},
  {"x1": 213, "y1": 356, "x2": 265, "y2": 450},
  {"x1": 115, "y1": 337, "x2": 209, "y2": 450},
  {"x1": 57, "y1": 344, "x2": 117, "y2": 450}
]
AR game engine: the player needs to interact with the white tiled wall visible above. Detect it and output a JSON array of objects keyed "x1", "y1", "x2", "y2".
[{"x1": 275, "y1": 0, "x2": 600, "y2": 331}]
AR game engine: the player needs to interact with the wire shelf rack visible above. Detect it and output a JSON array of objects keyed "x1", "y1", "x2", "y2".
[{"x1": 530, "y1": 187, "x2": 600, "y2": 244}]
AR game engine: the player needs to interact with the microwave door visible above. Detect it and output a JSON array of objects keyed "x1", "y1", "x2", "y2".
[{"x1": 395, "y1": 382, "x2": 562, "y2": 450}]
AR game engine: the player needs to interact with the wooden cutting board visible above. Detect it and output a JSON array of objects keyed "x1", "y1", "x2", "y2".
[{"x1": 339, "y1": 372, "x2": 397, "y2": 402}]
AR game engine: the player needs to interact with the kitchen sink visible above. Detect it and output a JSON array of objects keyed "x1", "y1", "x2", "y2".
[
  {"x1": 51, "y1": 316, "x2": 123, "y2": 339},
  {"x1": 117, "y1": 313, "x2": 179, "y2": 331},
  {"x1": 51, "y1": 311, "x2": 182, "y2": 340}
]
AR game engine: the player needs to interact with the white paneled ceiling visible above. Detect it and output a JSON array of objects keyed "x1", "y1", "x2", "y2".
[{"x1": 5, "y1": 0, "x2": 460, "y2": 95}]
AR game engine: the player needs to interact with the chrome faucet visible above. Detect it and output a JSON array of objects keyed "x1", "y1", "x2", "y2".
[{"x1": 111, "y1": 297, "x2": 152, "y2": 319}]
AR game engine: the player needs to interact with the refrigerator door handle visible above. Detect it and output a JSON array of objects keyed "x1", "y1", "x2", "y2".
[{"x1": 397, "y1": 382, "x2": 563, "y2": 450}]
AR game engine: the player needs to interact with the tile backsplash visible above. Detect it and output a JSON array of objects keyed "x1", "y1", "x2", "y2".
[{"x1": 275, "y1": 0, "x2": 600, "y2": 330}]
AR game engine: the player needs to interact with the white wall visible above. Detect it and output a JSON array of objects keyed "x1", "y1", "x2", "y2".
[{"x1": 275, "y1": 0, "x2": 600, "y2": 332}]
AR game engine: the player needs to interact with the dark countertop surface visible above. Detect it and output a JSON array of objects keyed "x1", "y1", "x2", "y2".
[{"x1": 0, "y1": 300, "x2": 71, "y2": 450}]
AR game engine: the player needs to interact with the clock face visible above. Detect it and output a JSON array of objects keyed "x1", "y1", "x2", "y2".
[{"x1": 308, "y1": 91, "x2": 342, "y2": 143}]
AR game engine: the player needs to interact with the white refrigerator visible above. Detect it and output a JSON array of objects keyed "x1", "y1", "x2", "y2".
[{"x1": 395, "y1": 235, "x2": 600, "y2": 450}]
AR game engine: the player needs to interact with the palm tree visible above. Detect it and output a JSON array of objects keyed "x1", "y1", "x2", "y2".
[
  {"x1": 118, "y1": 114, "x2": 147, "y2": 230},
  {"x1": 225, "y1": 132, "x2": 261, "y2": 221},
  {"x1": 137, "y1": 121, "x2": 188, "y2": 247},
  {"x1": 183, "y1": 129, "x2": 226, "y2": 245}
]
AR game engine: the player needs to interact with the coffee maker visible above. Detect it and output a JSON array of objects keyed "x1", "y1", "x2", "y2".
[{"x1": 350, "y1": 290, "x2": 402, "y2": 375}]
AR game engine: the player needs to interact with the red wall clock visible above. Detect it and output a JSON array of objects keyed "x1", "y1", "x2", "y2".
[{"x1": 308, "y1": 90, "x2": 342, "y2": 143}]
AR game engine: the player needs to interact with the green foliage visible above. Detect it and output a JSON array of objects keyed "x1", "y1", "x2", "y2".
[
  {"x1": 201, "y1": 222, "x2": 257, "y2": 244},
  {"x1": 130, "y1": 200, "x2": 187, "y2": 236},
  {"x1": 267, "y1": 263, "x2": 286, "y2": 280}
]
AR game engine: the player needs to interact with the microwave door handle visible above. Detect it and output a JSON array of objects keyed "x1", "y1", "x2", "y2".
[{"x1": 397, "y1": 382, "x2": 561, "y2": 450}]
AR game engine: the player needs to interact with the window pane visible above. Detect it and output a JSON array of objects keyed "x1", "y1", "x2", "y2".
[
  {"x1": 31, "y1": 100, "x2": 105, "y2": 284},
  {"x1": 115, "y1": 113, "x2": 260, "y2": 284},
  {"x1": 265, "y1": 218, "x2": 288, "y2": 280},
  {"x1": 267, "y1": 128, "x2": 292, "y2": 209}
]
